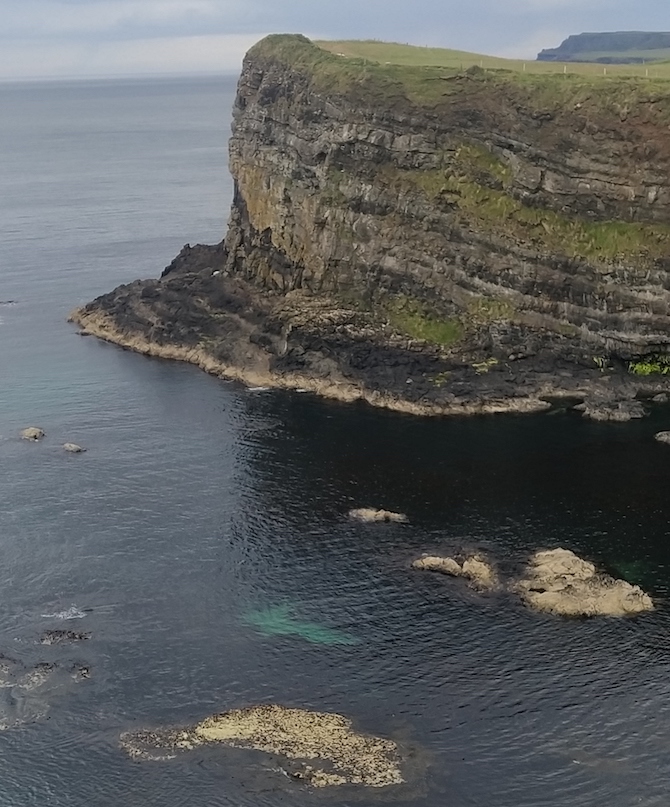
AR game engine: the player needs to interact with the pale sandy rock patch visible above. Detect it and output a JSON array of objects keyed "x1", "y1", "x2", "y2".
[
  {"x1": 21, "y1": 427, "x2": 45, "y2": 441},
  {"x1": 412, "y1": 553, "x2": 497, "y2": 589},
  {"x1": 349, "y1": 508, "x2": 407, "y2": 523},
  {"x1": 517, "y1": 548, "x2": 654, "y2": 617},
  {"x1": 120, "y1": 704, "x2": 403, "y2": 788}
]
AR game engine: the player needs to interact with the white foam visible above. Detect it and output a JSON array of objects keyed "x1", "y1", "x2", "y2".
[{"x1": 41, "y1": 605, "x2": 87, "y2": 620}]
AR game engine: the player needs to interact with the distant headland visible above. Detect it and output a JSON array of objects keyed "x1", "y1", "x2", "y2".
[{"x1": 538, "y1": 31, "x2": 670, "y2": 64}]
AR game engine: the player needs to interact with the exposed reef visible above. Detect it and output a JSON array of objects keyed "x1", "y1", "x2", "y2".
[
  {"x1": 516, "y1": 548, "x2": 654, "y2": 617},
  {"x1": 0, "y1": 653, "x2": 88, "y2": 730},
  {"x1": 21, "y1": 427, "x2": 45, "y2": 441},
  {"x1": 412, "y1": 553, "x2": 497, "y2": 589},
  {"x1": 63, "y1": 443, "x2": 85, "y2": 453},
  {"x1": 349, "y1": 508, "x2": 408, "y2": 523},
  {"x1": 120, "y1": 704, "x2": 403, "y2": 788},
  {"x1": 71, "y1": 35, "x2": 670, "y2": 417},
  {"x1": 40, "y1": 630, "x2": 91, "y2": 645},
  {"x1": 413, "y1": 547, "x2": 653, "y2": 617}
]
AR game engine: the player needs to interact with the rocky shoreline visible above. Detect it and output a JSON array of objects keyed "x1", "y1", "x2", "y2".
[
  {"x1": 71, "y1": 35, "x2": 670, "y2": 419},
  {"x1": 70, "y1": 243, "x2": 670, "y2": 420}
]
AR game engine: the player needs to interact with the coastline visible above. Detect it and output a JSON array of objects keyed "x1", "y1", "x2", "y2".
[{"x1": 69, "y1": 307, "x2": 555, "y2": 417}]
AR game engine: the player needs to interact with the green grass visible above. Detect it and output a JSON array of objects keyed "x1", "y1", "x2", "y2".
[
  {"x1": 249, "y1": 35, "x2": 670, "y2": 121},
  {"x1": 317, "y1": 39, "x2": 670, "y2": 80},
  {"x1": 569, "y1": 48, "x2": 670, "y2": 63},
  {"x1": 628, "y1": 356, "x2": 670, "y2": 376},
  {"x1": 384, "y1": 298, "x2": 464, "y2": 346}
]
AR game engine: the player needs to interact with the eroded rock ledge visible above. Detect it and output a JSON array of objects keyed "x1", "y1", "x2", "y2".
[{"x1": 71, "y1": 35, "x2": 670, "y2": 417}]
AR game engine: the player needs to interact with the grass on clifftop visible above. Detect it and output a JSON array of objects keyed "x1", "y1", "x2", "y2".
[
  {"x1": 249, "y1": 35, "x2": 670, "y2": 116},
  {"x1": 317, "y1": 39, "x2": 670, "y2": 80}
]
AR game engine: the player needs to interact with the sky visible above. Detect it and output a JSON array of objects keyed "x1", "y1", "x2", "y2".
[{"x1": 1, "y1": 0, "x2": 668, "y2": 80}]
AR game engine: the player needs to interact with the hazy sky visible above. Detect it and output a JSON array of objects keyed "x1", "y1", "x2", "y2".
[{"x1": 1, "y1": 0, "x2": 667, "y2": 80}]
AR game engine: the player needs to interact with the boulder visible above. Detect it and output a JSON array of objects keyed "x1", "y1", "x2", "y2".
[
  {"x1": 63, "y1": 443, "x2": 85, "y2": 453},
  {"x1": 20, "y1": 427, "x2": 45, "y2": 441},
  {"x1": 412, "y1": 554, "x2": 497, "y2": 589},
  {"x1": 349, "y1": 508, "x2": 407, "y2": 523},
  {"x1": 517, "y1": 548, "x2": 653, "y2": 617},
  {"x1": 655, "y1": 431, "x2": 670, "y2": 444}
]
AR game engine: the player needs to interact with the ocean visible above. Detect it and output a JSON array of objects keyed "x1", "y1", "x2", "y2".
[{"x1": 2, "y1": 74, "x2": 670, "y2": 806}]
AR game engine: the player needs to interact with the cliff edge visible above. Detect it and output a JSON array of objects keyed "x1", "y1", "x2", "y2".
[{"x1": 71, "y1": 35, "x2": 670, "y2": 418}]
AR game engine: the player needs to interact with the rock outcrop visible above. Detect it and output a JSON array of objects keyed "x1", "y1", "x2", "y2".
[
  {"x1": 70, "y1": 35, "x2": 670, "y2": 416},
  {"x1": 120, "y1": 704, "x2": 403, "y2": 788},
  {"x1": 516, "y1": 548, "x2": 654, "y2": 617},
  {"x1": 40, "y1": 630, "x2": 91, "y2": 645},
  {"x1": 349, "y1": 508, "x2": 407, "y2": 523},
  {"x1": 412, "y1": 554, "x2": 497, "y2": 589},
  {"x1": 21, "y1": 427, "x2": 45, "y2": 441}
]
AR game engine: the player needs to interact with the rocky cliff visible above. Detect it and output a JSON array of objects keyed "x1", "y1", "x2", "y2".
[
  {"x1": 538, "y1": 31, "x2": 670, "y2": 63},
  {"x1": 71, "y1": 34, "x2": 670, "y2": 418}
]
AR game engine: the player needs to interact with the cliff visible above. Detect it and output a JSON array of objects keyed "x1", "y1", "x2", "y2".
[
  {"x1": 71, "y1": 35, "x2": 670, "y2": 419},
  {"x1": 538, "y1": 31, "x2": 670, "y2": 64}
]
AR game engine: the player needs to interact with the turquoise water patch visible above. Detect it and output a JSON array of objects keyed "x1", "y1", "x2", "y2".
[{"x1": 243, "y1": 604, "x2": 359, "y2": 646}]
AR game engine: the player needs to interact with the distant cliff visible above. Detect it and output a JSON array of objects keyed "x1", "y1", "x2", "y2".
[
  {"x1": 71, "y1": 35, "x2": 670, "y2": 419},
  {"x1": 538, "y1": 31, "x2": 670, "y2": 63}
]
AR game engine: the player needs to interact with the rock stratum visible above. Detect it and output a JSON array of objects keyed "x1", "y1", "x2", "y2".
[{"x1": 71, "y1": 35, "x2": 670, "y2": 417}]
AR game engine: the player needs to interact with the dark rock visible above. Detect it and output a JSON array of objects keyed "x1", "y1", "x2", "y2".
[{"x1": 40, "y1": 630, "x2": 91, "y2": 645}]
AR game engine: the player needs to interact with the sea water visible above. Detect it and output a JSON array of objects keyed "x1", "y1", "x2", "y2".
[{"x1": 2, "y1": 74, "x2": 670, "y2": 806}]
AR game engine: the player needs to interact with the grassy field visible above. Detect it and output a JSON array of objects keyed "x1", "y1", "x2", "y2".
[{"x1": 317, "y1": 39, "x2": 670, "y2": 80}]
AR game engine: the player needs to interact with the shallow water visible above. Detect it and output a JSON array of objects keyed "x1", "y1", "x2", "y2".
[{"x1": 3, "y1": 74, "x2": 670, "y2": 806}]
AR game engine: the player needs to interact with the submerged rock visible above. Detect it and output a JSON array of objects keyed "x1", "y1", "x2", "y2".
[
  {"x1": 578, "y1": 399, "x2": 646, "y2": 422},
  {"x1": 349, "y1": 508, "x2": 407, "y2": 524},
  {"x1": 244, "y1": 605, "x2": 358, "y2": 645},
  {"x1": 412, "y1": 554, "x2": 497, "y2": 589},
  {"x1": 0, "y1": 653, "x2": 88, "y2": 730},
  {"x1": 40, "y1": 629, "x2": 91, "y2": 645},
  {"x1": 20, "y1": 427, "x2": 45, "y2": 441},
  {"x1": 121, "y1": 704, "x2": 403, "y2": 788},
  {"x1": 63, "y1": 443, "x2": 85, "y2": 453},
  {"x1": 655, "y1": 431, "x2": 670, "y2": 444},
  {"x1": 516, "y1": 548, "x2": 654, "y2": 617}
]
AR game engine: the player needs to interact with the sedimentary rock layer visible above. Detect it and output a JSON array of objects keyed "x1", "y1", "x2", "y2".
[{"x1": 72, "y1": 35, "x2": 670, "y2": 416}]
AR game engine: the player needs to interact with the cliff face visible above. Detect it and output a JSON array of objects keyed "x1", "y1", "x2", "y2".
[
  {"x1": 71, "y1": 35, "x2": 670, "y2": 418},
  {"x1": 538, "y1": 31, "x2": 670, "y2": 63}
]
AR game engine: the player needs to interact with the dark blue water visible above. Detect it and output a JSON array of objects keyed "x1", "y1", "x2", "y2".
[{"x1": 3, "y1": 75, "x2": 670, "y2": 807}]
